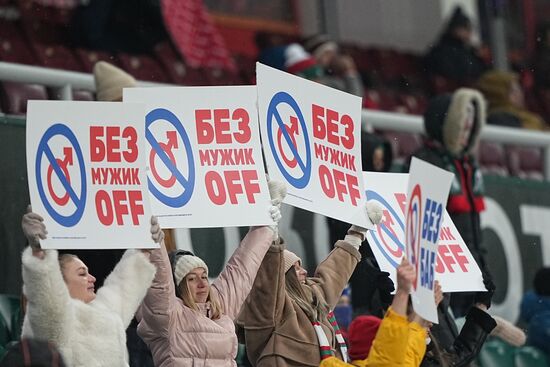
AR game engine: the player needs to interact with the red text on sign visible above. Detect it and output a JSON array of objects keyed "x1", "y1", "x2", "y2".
[
  {"x1": 196, "y1": 108, "x2": 251, "y2": 144},
  {"x1": 90, "y1": 126, "x2": 138, "y2": 163},
  {"x1": 312, "y1": 104, "x2": 354, "y2": 149},
  {"x1": 205, "y1": 170, "x2": 260, "y2": 205},
  {"x1": 314, "y1": 143, "x2": 356, "y2": 170},
  {"x1": 95, "y1": 190, "x2": 144, "y2": 225},
  {"x1": 435, "y1": 244, "x2": 469, "y2": 273},
  {"x1": 198, "y1": 148, "x2": 255, "y2": 166},
  {"x1": 319, "y1": 165, "x2": 360, "y2": 205}
]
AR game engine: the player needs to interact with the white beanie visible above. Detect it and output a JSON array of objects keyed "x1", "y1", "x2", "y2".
[
  {"x1": 173, "y1": 255, "x2": 209, "y2": 286},
  {"x1": 93, "y1": 61, "x2": 137, "y2": 102},
  {"x1": 283, "y1": 249, "x2": 301, "y2": 274}
]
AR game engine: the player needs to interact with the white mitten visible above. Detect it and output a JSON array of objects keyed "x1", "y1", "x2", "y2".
[
  {"x1": 21, "y1": 205, "x2": 47, "y2": 249},
  {"x1": 367, "y1": 200, "x2": 383, "y2": 225},
  {"x1": 150, "y1": 216, "x2": 165, "y2": 244},
  {"x1": 267, "y1": 179, "x2": 287, "y2": 240}
]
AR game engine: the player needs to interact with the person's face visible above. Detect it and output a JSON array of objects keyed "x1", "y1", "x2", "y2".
[
  {"x1": 294, "y1": 261, "x2": 307, "y2": 283},
  {"x1": 62, "y1": 258, "x2": 96, "y2": 303},
  {"x1": 318, "y1": 49, "x2": 337, "y2": 68},
  {"x1": 453, "y1": 26, "x2": 473, "y2": 44},
  {"x1": 185, "y1": 268, "x2": 209, "y2": 304},
  {"x1": 372, "y1": 147, "x2": 385, "y2": 171},
  {"x1": 509, "y1": 80, "x2": 525, "y2": 108}
]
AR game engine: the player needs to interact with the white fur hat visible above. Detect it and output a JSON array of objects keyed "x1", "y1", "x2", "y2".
[
  {"x1": 93, "y1": 61, "x2": 137, "y2": 101},
  {"x1": 173, "y1": 255, "x2": 209, "y2": 286},
  {"x1": 283, "y1": 249, "x2": 301, "y2": 273}
]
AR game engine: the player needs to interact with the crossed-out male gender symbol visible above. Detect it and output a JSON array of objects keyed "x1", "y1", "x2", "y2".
[
  {"x1": 406, "y1": 184, "x2": 422, "y2": 290},
  {"x1": 35, "y1": 124, "x2": 87, "y2": 227},
  {"x1": 146, "y1": 108, "x2": 195, "y2": 208},
  {"x1": 267, "y1": 91, "x2": 312, "y2": 189},
  {"x1": 366, "y1": 190, "x2": 405, "y2": 268}
]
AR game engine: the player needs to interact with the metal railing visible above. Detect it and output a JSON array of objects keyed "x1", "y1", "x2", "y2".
[{"x1": 3, "y1": 61, "x2": 550, "y2": 179}]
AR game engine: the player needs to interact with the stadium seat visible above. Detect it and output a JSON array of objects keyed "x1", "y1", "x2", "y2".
[
  {"x1": 0, "y1": 21, "x2": 37, "y2": 65},
  {"x1": 234, "y1": 53, "x2": 257, "y2": 84},
  {"x1": 72, "y1": 90, "x2": 94, "y2": 101},
  {"x1": 154, "y1": 41, "x2": 188, "y2": 85},
  {"x1": 477, "y1": 339, "x2": 516, "y2": 367},
  {"x1": 383, "y1": 131, "x2": 422, "y2": 167},
  {"x1": 117, "y1": 53, "x2": 170, "y2": 83},
  {"x1": 203, "y1": 67, "x2": 243, "y2": 86},
  {"x1": 515, "y1": 346, "x2": 550, "y2": 367},
  {"x1": 0, "y1": 82, "x2": 48, "y2": 115},
  {"x1": 31, "y1": 43, "x2": 83, "y2": 71},
  {"x1": 478, "y1": 141, "x2": 509, "y2": 176},
  {"x1": 0, "y1": 294, "x2": 21, "y2": 345},
  {"x1": 74, "y1": 48, "x2": 117, "y2": 73},
  {"x1": 507, "y1": 146, "x2": 544, "y2": 181}
]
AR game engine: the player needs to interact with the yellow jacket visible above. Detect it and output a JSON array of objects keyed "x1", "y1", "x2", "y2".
[{"x1": 320, "y1": 308, "x2": 427, "y2": 367}]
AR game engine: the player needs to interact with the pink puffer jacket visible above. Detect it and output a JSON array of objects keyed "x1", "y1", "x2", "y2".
[{"x1": 137, "y1": 226, "x2": 273, "y2": 367}]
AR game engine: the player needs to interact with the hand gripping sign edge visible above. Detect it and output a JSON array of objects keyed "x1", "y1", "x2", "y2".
[
  {"x1": 267, "y1": 91, "x2": 311, "y2": 189},
  {"x1": 35, "y1": 123, "x2": 87, "y2": 227},
  {"x1": 146, "y1": 108, "x2": 195, "y2": 208},
  {"x1": 366, "y1": 189, "x2": 405, "y2": 268}
]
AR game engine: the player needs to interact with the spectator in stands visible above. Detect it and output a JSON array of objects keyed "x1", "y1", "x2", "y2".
[
  {"x1": 520, "y1": 266, "x2": 550, "y2": 356},
  {"x1": 476, "y1": 69, "x2": 547, "y2": 130},
  {"x1": 404, "y1": 88, "x2": 490, "y2": 318},
  {"x1": 319, "y1": 258, "x2": 430, "y2": 367},
  {"x1": 424, "y1": 7, "x2": 487, "y2": 92},
  {"x1": 284, "y1": 43, "x2": 325, "y2": 81},
  {"x1": 304, "y1": 34, "x2": 364, "y2": 97},
  {"x1": 136, "y1": 181, "x2": 284, "y2": 367},
  {"x1": 327, "y1": 132, "x2": 395, "y2": 319},
  {"x1": 0, "y1": 337, "x2": 67, "y2": 367},
  {"x1": 19, "y1": 207, "x2": 159, "y2": 366},
  {"x1": 256, "y1": 32, "x2": 288, "y2": 71},
  {"x1": 236, "y1": 203, "x2": 383, "y2": 367}
]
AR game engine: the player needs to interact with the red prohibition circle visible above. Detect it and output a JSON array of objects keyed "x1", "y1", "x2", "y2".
[
  {"x1": 377, "y1": 223, "x2": 403, "y2": 258},
  {"x1": 277, "y1": 125, "x2": 298, "y2": 168},
  {"x1": 47, "y1": 158, "x2": 71, "y2": 206},
  {"x1": 149, "y1": 142, "x2": 178, "y2": 188}
]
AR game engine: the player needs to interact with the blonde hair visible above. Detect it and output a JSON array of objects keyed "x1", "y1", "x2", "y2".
[
  {"x1": 285, "y1": 268, "x2": 328, "y2": 322},
  {"x1": 177, "y1": 277, "x2": 223, "y2": 320},
  {"x1": 58, "y1": 254, "x2": 79, "y2": 281}
]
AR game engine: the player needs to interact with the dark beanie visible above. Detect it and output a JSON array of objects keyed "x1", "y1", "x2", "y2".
[
  {"x1": 447, "y1": 6, "x2": 472, "y2": 31},
  {"x1": 347, "y1": 315, "x2": 382, "y2": 361},
  {"x1": 534, "y1": 267, "x2": 550, "y2": 296}
]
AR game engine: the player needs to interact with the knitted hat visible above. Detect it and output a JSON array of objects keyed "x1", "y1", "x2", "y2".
[
  {"x1": 284, "y1": 43, "x2": 323, "y2": 80},
  {"x1": 93, "y1": 61, "x2": 137, "y2": 102},
  {"x1": 303, "y1": 34, "x2": 338, "y2": 60},
  {"x1": 490, "y1": 315, "x2": 527, "y2": 347},
  {"x1": 446, "y1": 6, "x2": 472, "y2": 33},
  {"x1": 348, "y1": 315, "x2": 382, "y2": 360},
  {"x1": 173, "y1": 254, "x2": 209, "y2": 286},
  {"x1": 283, "y1": 249, "x2": 301, "y2": 273}
]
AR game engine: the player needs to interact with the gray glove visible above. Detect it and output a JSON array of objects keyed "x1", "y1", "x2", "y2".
[
  {"x1": 21, "y1": 205, "x2": 47, "y2": 249},
  {"x1": 150, "y1": 216, "x2": 165, "y2": 244}
]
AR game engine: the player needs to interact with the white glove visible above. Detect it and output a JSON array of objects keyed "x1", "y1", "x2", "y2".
[
  {"x1": 267, "y1": 179, "x2": 287, "y2": 240},
  {"x1": 367, "y1": 200, "x2": 383, "y2": 225},
  {"x1": 21, "y1": 205, "x2": 47, "y2": 249},
  {"x1": 150, "y1": 216, "x2": 165, "y2": 244}
]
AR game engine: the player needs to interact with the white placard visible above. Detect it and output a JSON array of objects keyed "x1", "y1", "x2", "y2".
[
  {"x1": 405, "y1": 157, "x2": 454, "y2": 323},
  {"x1": 26, "y1": 101, "x2": 156, "y2": 249},
  {"x1": 256, "y1": 63, "x2": 372, "y2": 228},
  {"x1": 124, "y1": 86, "x2": 273, "y2": 228},
  {"x1": 365, "y1": 172, "x2": 485, "y2": 295}
]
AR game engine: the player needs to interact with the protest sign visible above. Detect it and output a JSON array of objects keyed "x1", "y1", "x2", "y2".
[
  {"x1": 26, "y1": 101, "x2": 155, "y2": 249},
  {"x1": 124, "y1": 86, "x2": 273, "y2": 228},
  {"x1": 405, "y1": 157, "x2": 454, "y2": 323},
  {"x1": 364, "y1": 171, "x2": 485, "y2": 293},
  {"x1": 256, "y1": 63, "x2": 371, "y2": 228}
]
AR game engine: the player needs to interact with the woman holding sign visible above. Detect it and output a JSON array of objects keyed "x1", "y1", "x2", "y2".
[
  {"x1": 236, "y1": 203, "x2": 383, "y2": 367},
  {"x1": 20, "y1": 207, "x2": 160, "y2": 367},
  {"x1": 136, "y1": 181, "x2": 286, "y2": 367}
]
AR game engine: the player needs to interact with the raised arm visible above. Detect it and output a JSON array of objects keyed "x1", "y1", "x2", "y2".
[
  {"x1": 212, "y1": 180, "x2": 285, "y2": 320},
  {"x1": 94, "y1": 249, "x2": 156, "y2": 328}
]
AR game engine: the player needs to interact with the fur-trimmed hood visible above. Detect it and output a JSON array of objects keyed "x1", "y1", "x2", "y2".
[{"x1": 424, "y1": 88, "x2": 486, "y2": 156}]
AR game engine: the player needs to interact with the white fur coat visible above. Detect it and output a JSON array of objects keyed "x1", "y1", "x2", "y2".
[{"x1": 21, "y1": 248, "x2": 156, "y2": 367}]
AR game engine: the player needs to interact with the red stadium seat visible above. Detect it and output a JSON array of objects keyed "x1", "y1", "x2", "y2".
[
  {"x1": 30, "y1": 43, "x2": 83, "y2": 71},
  {"x1": 154, "y1": 42, "x2": 188, "y2": 85},
  {"x1": 507, "y1": 146, "x2": 545, "y2": 181},
  {"x1": 203, "y1": 67, "x2": 243, "y2": 86},
  {"x1": 72, "y1": 90, "x2": 94, "y2": 101},
  {"x1": 74, "y1": 49, "x2": 117, "y2": 73},
  {"x1": 0, "y1": 82, "x2": 48, "y2": 115},
  {"x1": 117, "y1": 53, "x2": 170, "y2": 83},
  {"x1": 478, "y1": 142, "x2": 508, "y2": 176}
]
